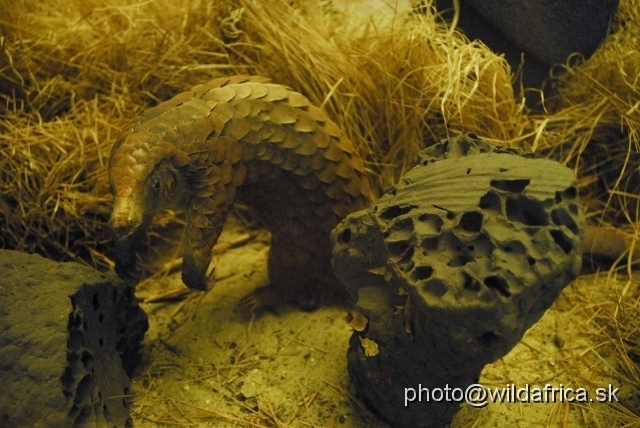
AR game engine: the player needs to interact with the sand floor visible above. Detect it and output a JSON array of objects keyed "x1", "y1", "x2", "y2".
[{"x1": 127, "y1": 217, "x2": 637, "y2": 427}]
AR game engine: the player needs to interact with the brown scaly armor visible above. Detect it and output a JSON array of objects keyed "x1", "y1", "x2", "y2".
[{"x1": 108, "y1": 75, "x2": 373, "y2": 309}]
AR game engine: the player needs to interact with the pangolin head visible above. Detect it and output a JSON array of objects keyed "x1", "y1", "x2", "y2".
[{"x1": 109, "y1": 131, "x2": 190, "y2": 236}]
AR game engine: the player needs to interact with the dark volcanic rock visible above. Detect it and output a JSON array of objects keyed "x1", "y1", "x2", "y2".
[
  {"x1": 0, "y1": 250, "x2": 148, "y2": 428},
  {"x1": 331, "y1": 134, "x2": 585, "y2": 428}
]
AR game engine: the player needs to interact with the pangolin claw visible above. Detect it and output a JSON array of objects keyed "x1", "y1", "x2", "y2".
[
  {"x1": 181, "y1": 266, "x2": 209, "y2": 291},
  {"x1": 181, "y1": 249, "x2": 210, "y2": 291},
  {"x1": 240, "y1": 284, "x2": 320, "y2": 314}
]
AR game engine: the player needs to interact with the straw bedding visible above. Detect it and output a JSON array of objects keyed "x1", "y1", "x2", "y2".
[
  {"x1": 0, "y1": 0, "x2": 522, "y2": 264},
  {"x1": 3, "y1": 0, "x2": 637, "y2": 261},
  {"x1": 0, "y1": 0, "x2": 638, "y2": 424}
]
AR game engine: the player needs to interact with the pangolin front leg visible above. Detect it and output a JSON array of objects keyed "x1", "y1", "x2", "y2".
[
  {"x1": 182, "y1": 204, "x2": 229, "y2": 291},
  {"x1": 108, "y1": 75, "x2": 373, "y2": 309}
]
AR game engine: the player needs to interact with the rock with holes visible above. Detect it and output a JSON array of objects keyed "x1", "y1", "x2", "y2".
[
  {"x1": 331, "y1": 133, "x2": 585, "y2": 428},
  {"x1": 0, "y1": 250, "x2": 148, "y2": 428}
]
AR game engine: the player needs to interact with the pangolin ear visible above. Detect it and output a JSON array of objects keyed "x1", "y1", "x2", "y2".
[{"x1": 165, "y1": 166, "x2": 177, "y2": 192}]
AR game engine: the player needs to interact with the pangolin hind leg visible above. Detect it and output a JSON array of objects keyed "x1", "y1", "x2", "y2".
[
  {"x1": 241, "y1": 224, "x2": 350, "y2": 311},
  {"x1": 239, "y1": 235, "x2": 313, "y2": 310}
]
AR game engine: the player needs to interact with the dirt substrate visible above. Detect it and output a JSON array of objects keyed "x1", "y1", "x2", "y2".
[{"x1": 127, "y1": 217, "x2": 639, "y2": 427}]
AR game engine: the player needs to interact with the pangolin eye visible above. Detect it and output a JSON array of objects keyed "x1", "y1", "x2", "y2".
[{"x1": 151, "y1": 179, "x2": 161, "y2": 193}]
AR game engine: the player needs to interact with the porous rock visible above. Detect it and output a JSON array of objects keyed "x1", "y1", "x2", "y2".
[
  {"x1": 331, "y1": 134, "x2": 585, "y2": 428},
  {"x1": 0, "y1": 250, "x2": 148, "y2": 428}
]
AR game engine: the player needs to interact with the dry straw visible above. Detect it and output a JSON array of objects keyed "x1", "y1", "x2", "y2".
[
  {"x1": 530, "y1": 0, "x2": 640, "y2": 233},
  {"x1": 1, "y1": 0, "x2": 638, "y2": 424},
  {"x1": 2, "y1": 0, "x2": 639, "y2": 258},
  {"x1": 0, "y1": 0, "x2": 525, "y2": 264}
]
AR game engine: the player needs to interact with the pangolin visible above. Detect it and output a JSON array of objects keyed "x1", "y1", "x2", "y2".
[{"x1": 109, "y1": 75, "x2": 374, "y2": 309}]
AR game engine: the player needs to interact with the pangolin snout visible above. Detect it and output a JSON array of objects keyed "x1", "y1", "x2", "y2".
[{"x1": 110, "y1": 196, "x2": 144, "y2": 236}]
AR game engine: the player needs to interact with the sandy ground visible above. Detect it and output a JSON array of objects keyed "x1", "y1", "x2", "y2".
[{"x1": 127, "y1": 216, "x2": 637, "y2": 428}]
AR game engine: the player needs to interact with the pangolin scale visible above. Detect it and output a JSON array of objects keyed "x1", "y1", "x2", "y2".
[{"x1": 109, "y1": 75, "x2": 374, "y2": 309}]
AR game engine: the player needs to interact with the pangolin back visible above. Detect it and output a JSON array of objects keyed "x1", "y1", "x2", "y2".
[{"x1": 109, "y1": 75, "x2": 373, "y2": 307}]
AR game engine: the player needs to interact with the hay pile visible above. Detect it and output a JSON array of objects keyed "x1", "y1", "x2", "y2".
[
  {"x1": 0, "y1": 0, "x2": 638, "y2": 424},
  {"x1": 2, "y1": 0, "x2": 639, "y2": 266},
  {"x1": 0, "y1": 0, "x2": 523, "y2": 265},
  {"x1": 532, "y1": 0, "x2": 640, "y2": 231}
]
